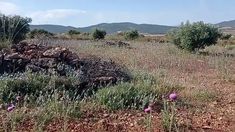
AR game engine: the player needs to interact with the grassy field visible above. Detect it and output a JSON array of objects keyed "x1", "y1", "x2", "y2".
[{"x1": 0, "y1": 38, "x2": 235, "y2": 131}]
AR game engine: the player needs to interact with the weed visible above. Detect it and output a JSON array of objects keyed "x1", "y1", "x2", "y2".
[{"x1": 161, "y1": 97, "x2": 179, "y2": 132}]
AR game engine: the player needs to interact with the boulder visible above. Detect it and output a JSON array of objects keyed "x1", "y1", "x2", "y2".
[{"x1": 43, "y1": 47, "x2": 65, "y2": 58}]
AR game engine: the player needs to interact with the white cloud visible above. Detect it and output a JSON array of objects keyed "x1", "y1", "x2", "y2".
[
  {"x1": 28, "y1": 9, "x2": 86, "y2": 25},
  {"x1": 0, "y1": 1, "x2": 19, "y2": 15}
]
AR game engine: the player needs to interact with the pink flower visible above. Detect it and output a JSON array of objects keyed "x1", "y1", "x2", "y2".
[
  {"x1": 7, "y1": 104, "x2": 15, "y2": 112},
  {"x1": 144, "y1": 107, "x2": 152, "y2": 113},
  {"x1": 16, "y1": 96, "x2": 21, "y2": 101},
  {"x1": 169, "y1": 93, "x2": 177, "y2": 101}
]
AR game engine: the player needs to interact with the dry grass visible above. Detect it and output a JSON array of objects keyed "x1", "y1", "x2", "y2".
[
  {"x1": 42, "y1": 39, "x2": 235, "y2": 107},
  {"x1": 58, "y1": 39, "x2": 234, "y2": 131},
  {"x1": 1, "y1": 38, "x2": 235, "y2": 131}
]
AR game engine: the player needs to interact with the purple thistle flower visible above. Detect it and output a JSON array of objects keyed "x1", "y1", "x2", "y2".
[
  {"x1": 169, "y1": 93, "x2": 177, "y2": 101},
  {"x1": 144, "y1": 106, "x2": 152, "y2": 113},
  {"x1": 7, "y1": 104, "x2": 15, "y2": 112}
]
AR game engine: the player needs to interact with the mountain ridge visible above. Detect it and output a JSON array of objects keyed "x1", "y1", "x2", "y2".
[
  {"x1": 30, "y1": 20, "x2": 235, "y2": 34},
  {"x1": 30, "y1": 22, "x2": 175, "y2": 34},
  {"x1": 216, "y1": 20, "x2": 235, "y2": 27}
]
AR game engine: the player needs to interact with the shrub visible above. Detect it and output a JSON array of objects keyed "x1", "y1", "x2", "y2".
[
  {"x1": 220, "y1": 34, "x2": 232, "y2": 40},
  {"x1": 82, "y1": 32, "x2": 90, "y2": 36},
  {"x1": 168, "y1": 21, "x2": 221, "y2": 52},
  {"x1": 0, "y1": 14, "x2": 32, "y2": 44},
  {"x1": 95, "y1": 83, "x2": 157, "y2": 110},
  {"x1": 29, "y1": 29, "x2": 54, "y2": 39},
  {"x1": 68, "y1": 30, "x2": 81, "y2": 36},
  {"x1": 124, "y1": 30, "x2": 139, "y2": 40},
  {"x1": 92, "y1": 29, "x2": 106, "y2": 40},
  {"x1": 94, "y1": 70, "x2": 183, "y2": 111},
  {"x1": 94, "y1": 72, "x2": 159, "y2": 110}
]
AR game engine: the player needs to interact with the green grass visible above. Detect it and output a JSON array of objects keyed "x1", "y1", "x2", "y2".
[
  {"x1": 95, "y1": 71, "x2": 184, "y2": 110},
  {"x1": 95, "y1": 83, "x2": 157, "y2": 110},
  {"x1": 193, "y1": 89, "x2": 217, "y2": 102},
  {"x1": 0, "y1": 73, "x2": 80, "y2": 104}
]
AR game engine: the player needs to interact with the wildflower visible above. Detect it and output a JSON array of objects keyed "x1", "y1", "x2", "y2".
[
  {"x1": 169, "y1": 93, "x2": 177, "y2": 101},
  {"x1": 16, "y1": 96, "x2": 21, "y2": 101},
  {"x1": 144, "y1": 106, "x2": 152, "y2": 113},
  {"x1": 7, "y1": 104, "x2": 15, "y2": 112}
]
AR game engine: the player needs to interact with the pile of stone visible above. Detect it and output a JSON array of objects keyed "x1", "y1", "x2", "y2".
[
  {"x1": 0, "y1": 41, "x2": 79, "y2": 75},
  {"x1": 105, "y1": 41, "x2": 131, "y2": 48},
  {"x1": 0, "y1": 41, "x2": 131, "y2": 88}
]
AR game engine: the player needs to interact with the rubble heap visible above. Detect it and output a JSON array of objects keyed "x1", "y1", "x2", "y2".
[
  {"x1": 0, "y1": 41, "x2": 131, "y2": 87},
  {"x1": 0, "y1": 41, "x2": 79, "y2": 75}
]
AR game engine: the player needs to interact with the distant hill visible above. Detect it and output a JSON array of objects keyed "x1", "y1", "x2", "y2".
[
  {"x1": 30, "y1": 24, "x2": 77, "y2": 33},
  {"x1": 217, "y1": 20, "x2": 235, "y2": 27},
  {"x1": 216, "y1": 20, "x2": 235, "y2": 35},
  {"x1": 30, "y1": 22, "x2": 175, "y2": 34},
  {"x1": 77, "y1": 22, "x2": 175, "y2": 34}
]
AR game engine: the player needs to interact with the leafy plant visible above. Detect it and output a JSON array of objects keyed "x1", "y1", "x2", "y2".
[
  {"x1": 95, "y1": 71, "x2": 184, "y2": 111},
  {"x1": 92, "y1": 29, "x2": 106, "y2": 40},
  {"x1": 29, "y1": 29, "x2": 54, "y2": 39},
  {"x1": 124, "y1": 30, "x2": 139, "y2": 40},
  {"x1": 168, "y1": 21, "x2": 221, "y2": 52},
  {"x1": 68, "y1": 30, "x2": 81, "y2": 35},
  {"x1": 95, "y1": 81, "x2": 157, "y2": 110},
  {"x1": 220, "y1": 34, "x2": 232, "y2": 40},
  {"x1": 161, "y1": 96, "x2": 179, "y2": 132},
  {"x1": 0, "y1": 14, "x2": 32, "y2": 44}
]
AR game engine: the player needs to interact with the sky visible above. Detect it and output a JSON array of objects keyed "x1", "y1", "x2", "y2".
[{"x1": 0, "y1": 0, "x2": 234, "y2": 27}]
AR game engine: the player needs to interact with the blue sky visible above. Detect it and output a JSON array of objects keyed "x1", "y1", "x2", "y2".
[{"x1": 0, "y1": 0, "x2": 234, "y2": 27}]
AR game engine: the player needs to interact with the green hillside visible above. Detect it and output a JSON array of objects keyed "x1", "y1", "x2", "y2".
[{"x1": 30, "y1": 22, "x2": 175, "y2": 34}]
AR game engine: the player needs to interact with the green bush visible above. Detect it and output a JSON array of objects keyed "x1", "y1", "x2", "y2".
[
  {"x1": 95, "y1": 72, "x2": 158, "y2": 110},
  {"x1": 220, "y1": 34, "x2": 232, "y2": 40},
  {"x1": 92, "y1": 29, "x2": 106, "y2": 40},
  {"x1": 0, "y1": 14, "x2": 32, "y2": 44},
  {"x1": 29, "y1": 29, "x2": 54, "y2": 39},
  {"x1": 68, "y1": 30, "x2": 81, "y2": 36},
  {"x1": 95, "y1": 83, "x2": 157, "y2": 110},
  {"x1": 124, "y1": 30, "x2": 139, "y2": 40},
  {"x1": 94, "y1": 70, "x2": 185, "y2": 110},
  {"x1": 168, "y1": 21, "x2": 221, "y2": 52},
  {"x1": 82, "y1": 32, "x2": 90, "y2": 36}
]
